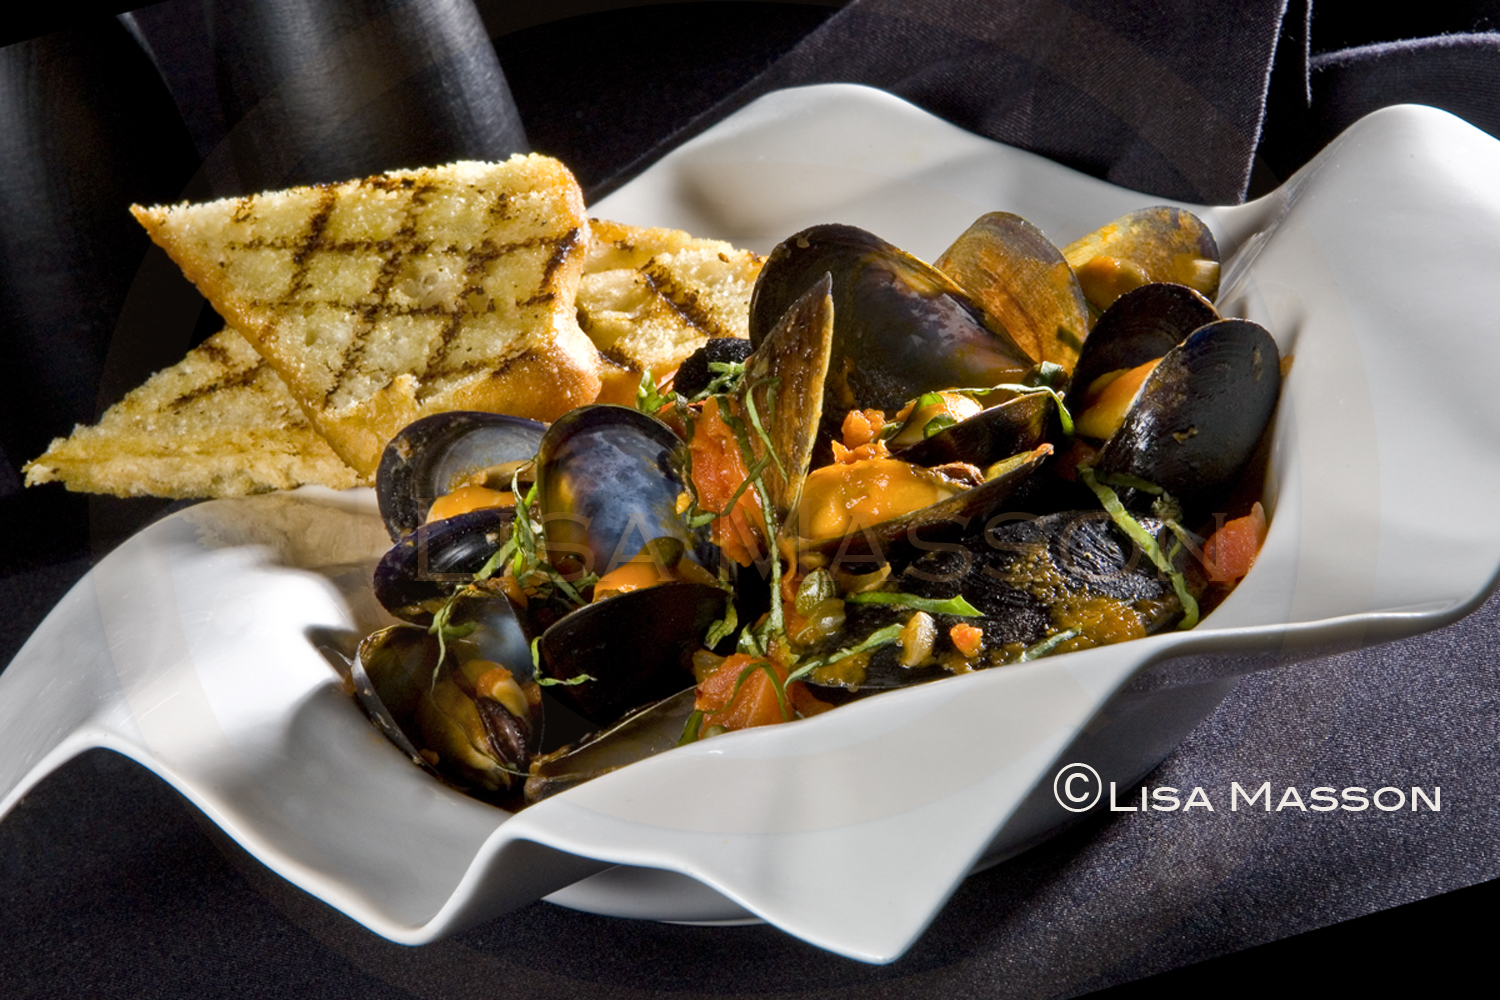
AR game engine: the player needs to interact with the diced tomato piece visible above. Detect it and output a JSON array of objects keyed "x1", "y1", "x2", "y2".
[
  {"x1": 687, "y1": 397, "x2": 766, "y2": 566},
  {"x1": 1201, "y1": 502, "x2": 1268, "y2": 582},
  {"x1": 695, "y1": 653, "x2": 789, "y2": 730},
  {"x1": 949, "y1": 622, "x2": 984, "y2": 659},
  {"x1": 693, "y1": 652, "x2": 832, "y2": 732}
]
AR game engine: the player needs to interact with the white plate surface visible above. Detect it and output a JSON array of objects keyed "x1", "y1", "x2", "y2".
[{"x1": 4, "y1": 85, "x2": 1500, "y2": 964}]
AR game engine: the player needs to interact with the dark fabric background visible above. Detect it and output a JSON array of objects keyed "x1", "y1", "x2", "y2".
[{"x1": 2, "y1": 1, "x2": 1498, "y2": 996}]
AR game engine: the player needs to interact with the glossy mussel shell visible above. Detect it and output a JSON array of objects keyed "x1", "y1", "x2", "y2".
[
  {"x1": 535, "y1": 405, "x2": 706, "y2": 579},
  {"x1": 538, "y1": 582, "x2": 727, "y2": 726},
  {"x1": 893, "y1": 392, "x2": 1054, "y2": 470},
  {"x1": 372, "y1": 507, "x2": 515, "y2": 623},
  {"x1": 353, "y1": 592, "x2": 540, "y2": 802},
  {"x1": 741, "y1": 272, "x2": 835, "y2": 522},
  {"x1": 1066, "y1": 282, "x2": 1219, "y2": 410},
  {"x1": 376, "y1": 411, "x2": 545, "y2": 541},
  {"x1": 795, "y1": 444, "x2": 1053, "y2": 576},
  {"x1": 526, "y1": 688, "x2": 698, "y2": 805},
  {"x1": 1095, "y1": 317, "x2": 1282, "y2": 513},
  {"x1": 748, "y1": 224, "x2": 1034, "y2": 416}
]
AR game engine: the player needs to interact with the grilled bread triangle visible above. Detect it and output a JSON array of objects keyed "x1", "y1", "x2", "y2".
[
  {"x1": 23, "y1": 327, "x2": 358, "y2": 497},
  {"x1": 26, "y1": 220, "x2": 762, "y2": 499},
  {"x1": 579, "y1": 218, "x2": 762, "y2": 385},
  {"x1": 130, "y1": 155, "x2": 601, "y2": 477}
]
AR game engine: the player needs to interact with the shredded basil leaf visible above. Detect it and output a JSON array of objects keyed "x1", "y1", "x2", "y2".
[
  {"x1": 691, "y1": 360, "x2": 747, "y2": 401},
  {"x1": 635, "y1": 369, "x2": 669, "y2": 413},
  {"x1": 1078, "y1": 465, "x2": 1199, "y2": 629},
  {"x1": 530, "y1": 635, "x2": 594, "y2": 687},
  {"x1": 704, "y1": 590, "x2": 738, "y2": 648},
  {"x1": 1019, "y1": 629, "x2": 1080, "y2": 661},
  {"x1": 785, "y1": 623, "x2": 904, "y2": 686},
  {"x1": 988, "y1": 382, "x2": 1075, "y2": 437},
  {"x1": 1094, "y1": 469, "x2": 1164, "y2": 495},
  {"x1": 678, "y1": 709, "x2": 706, "y2": 745},
  {"x1": 922, "y1": 414, "x2": 958, "y2": 438},
  {"x1": 1029, "y1": 361, "x2": 1068, "y2": 390},
  {"x1": 475, "y1": 535, "x2": 516, "y2": 581},
  {"x1": 845, "y1": 591, "x2": 982, "y2": 616},
  {"x1": 726, "y1": 658, "x2": 792, "y2": 722}
]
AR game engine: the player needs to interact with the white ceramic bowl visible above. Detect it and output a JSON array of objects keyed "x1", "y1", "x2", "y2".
[{"x1": 5, "y1": 85, "x2": 1500, "y2": 964}]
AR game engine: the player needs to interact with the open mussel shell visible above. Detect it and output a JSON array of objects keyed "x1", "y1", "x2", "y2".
[
  {"x1": 795, "y1": 444, "x2": 1053, "y2": 576},
  {"x1": 1066, "y1": 282, "x2": 1220, "y2": 410},
  {"x1": 536, "y1": 405, "x2": 707, "y2": 578},
  {"x1": 797, "y1": 510, "x2": 1195, "y2": 702},
  {"x1": 538, "y1": 581, "x2": 727, "y2": 726},
  {"x1": 525, "y1": 687, "x2": 698, "y2": 805},
  {"x1": 353, "y1": 592, "x2": 539, "y2": 802},
  {"x1": 748, "y1": 224, "x2": 1034, "y2": 416},
  {"x1": 1062, "y1": 206, "x2": 1220, "y2": 311},
  {"x1": 376, "y1": 411, "x2": 545, "y2": 541},
  {"x1": 935, "y1": 212, "x2": 1090, "y2": 372},
  {"x1": 893, "y1": 392, "x2": 1053, "y2": 469},
  {"x1": 1096, "y1": 318, "x2": 1282, "y2": 513},
  {"x1": 903, "y1": 508, "x2": 1192, "y2": 643},
  {"x1": 372, "y1": 507, "x2": 514, "y2": 623},
  {"x1": 741, "y1": 273, "x2": 834, "y2": 521}
]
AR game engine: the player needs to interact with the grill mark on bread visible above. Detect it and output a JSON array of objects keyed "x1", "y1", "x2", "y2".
[
  {"x1": 322, "y1": 182, "x2": 436, "y2": 406},
  {"x1": 197, "y1": 339, "x2": 233, "y2": 367},
  {"x1": 544, "y1": 227, "x2": 583, "y2": 289},
  {"x1": 414, "y1": 349, "x2": 524, "y2": 403},
  {"x1": 641, "y1": 259, "x2": 724, "y2": 338},
  {"x1": 130, "y1": 157, "x2": 600, "y2": 477},
  {"x1": 286, "y1": 189, "x2": 338, "y2": 299},
  {"x1": 600, "y1": 343, "x2": 636, "y2": 369},
  {"x1": 419, "y1": 225, "x2": 578, "y2": 378},
  {"x1": 167, "y1": 359, "x2": 268, "y2": 411}
]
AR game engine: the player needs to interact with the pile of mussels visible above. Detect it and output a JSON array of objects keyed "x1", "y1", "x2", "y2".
[{"x1": 352, "y1": 207, "x2": 1282, "y2": 810}]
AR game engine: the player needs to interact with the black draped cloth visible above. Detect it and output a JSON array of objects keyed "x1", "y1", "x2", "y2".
[{"x1": 2, "y1": 1, "x2": 1498, "y2": 995}]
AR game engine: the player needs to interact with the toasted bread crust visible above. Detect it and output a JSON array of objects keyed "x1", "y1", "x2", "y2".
[
  {"x1": 31, "y1": 196, "x2": 764, "y2": 499},
  {"x1": 132, "y1": 156, "x2": 600, "y2": 476},
  {"x1": 23, "y1": 328, "x2": 358, "y2": 498}
]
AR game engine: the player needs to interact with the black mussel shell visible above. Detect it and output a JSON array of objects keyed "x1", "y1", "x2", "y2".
[
  {"x1": 748, "y1": 224, "x2": 1034, "y2": 417},
  {"x1": 536, "y1": 405, "x2": 708, "y2": 579},
  {"x1": 893, "y1": 392, "x2": 1053, "y2": 469},
  {"x1": 377, "y1": 411, "x2": 545, "y2": 541},
  {"x1": 353, "y1": 592, "x2": 539, "y2": 802},
  {"x1": 800, "y1": 510, "x2": 1194, "y2": 701},
  {"x1": 372, "y1": 507, "x2": 515, "y2": 623},
  {"x1": 1066, "y1": 282, "x2": 1219, "y2": 410},
  {"x1": 673, "y1": 337, "x2": 756, "y2": 398},
  {"x1": 538, "y1": 581, "x2": 727, "y2": 725},
  {"x1": 525, "y1": 688, "x2": 698, "y2": 805},
  {"x1": 795, "y1": 444, "x2": 1053, "y2": 577},
  {"x1": 902, "y1": 508, "x2": 1191, "y2": 641},
  {"x1": 1096, "y1": 318, "x2": 1281, "y2": 514}
]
